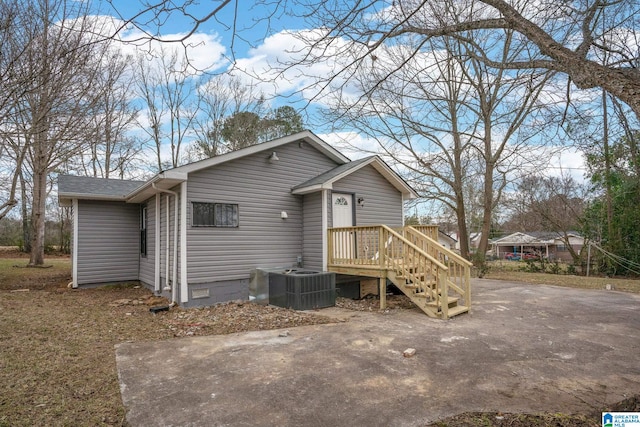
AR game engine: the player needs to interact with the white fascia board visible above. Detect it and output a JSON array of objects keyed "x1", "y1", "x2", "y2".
[
  {"x1": 291, "y1": 183, "x2": 333, "y2": 195},
  {"x1": 59, "y1": 193, "x2": 127, "y2": 203},
  {"x1": 126, "y1": 171, "x2": 188, "y2": 203},
  {"x1": 314, "y1": 157, "x2": 419, "y2": 200}
]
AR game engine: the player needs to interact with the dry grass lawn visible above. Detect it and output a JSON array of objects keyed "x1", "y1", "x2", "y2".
[
  {"x1": 485, "y1": 261, "x2": 640, "y2": 293},
  {"x1": 1, "y1": 250, "x2": 638, "y2": 426},
  {"x1": 0, "y1": 254, "x2": 332, "y2": 426}
]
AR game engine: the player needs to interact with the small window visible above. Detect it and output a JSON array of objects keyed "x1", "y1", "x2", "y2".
[
  {"x1": 140, "y1": 206, "x2": 147, "y2": 256},
  {"x1": 192, "y1": 202, "x2": 239, "y2": 227},
  {"x1": 334, "y1": 196, "x2": 349, "y2": 206}
]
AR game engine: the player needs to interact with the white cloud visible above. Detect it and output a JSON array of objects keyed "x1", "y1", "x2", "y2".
[
  {"x1": 318, "y1": 131, "x2": 380, "y2": 160},
  {"x1": 230, "y1": 29, "x2": 369, "y2": 107},
  {"x1": 83, "y1": 15, "x2": 227, "y2": 74}
]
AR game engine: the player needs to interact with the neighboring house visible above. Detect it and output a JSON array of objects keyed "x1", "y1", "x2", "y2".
[
  {"x1": 438, "y1": 231, "x2": 457, "y2": 251},
  {"x1": 58, "y1": 131, "x2": 418, "y2": 307},
  {"x1": 490, "y1": 231, "x2": 584, "y2": 262}
]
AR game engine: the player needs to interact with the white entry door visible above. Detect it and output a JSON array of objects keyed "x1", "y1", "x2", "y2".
[
  {"x1": 332, "y1": 193, "x2": 354, "y2": 227},
  {"x1": 332, "y1": 193, "x2": 355, "y2": 260}
]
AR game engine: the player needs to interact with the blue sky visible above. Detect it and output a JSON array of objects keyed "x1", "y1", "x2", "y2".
[
  {"x1": 102, "y1": 1, "x2": 295, "y2": 63},
  {"x1": 97, "y1": 0, "x2": 589, "y2": 191}
]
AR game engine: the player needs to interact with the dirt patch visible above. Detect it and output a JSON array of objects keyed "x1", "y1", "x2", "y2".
[
  {"x1": 0, "y1": 280, "x2": 335, "y2": 426},
  {"x1": 484, "y1": 267, "x2": 640, "y2": 293},
  {"x1": 430, "y1": 396, "x2": 640, "y2": 427},
  {"x1": 428, "y1": 412, "x2": 600, "y2": 426},
  {"x1": 336, "y1": 294, "x2": 417, "y2": 311}
]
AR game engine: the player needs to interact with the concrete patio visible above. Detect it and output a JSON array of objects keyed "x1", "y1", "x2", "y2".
[{"x1": 116, "y1": 279, "x2": 640, "y2": 426}]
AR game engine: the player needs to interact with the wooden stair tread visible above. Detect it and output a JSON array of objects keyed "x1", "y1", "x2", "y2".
[
  {"x1": 426, "y1": 296, "x2": 459, "y2": 307},
  {"x1": 444, "y1": 305, "x2": 469, "y2": 317}
]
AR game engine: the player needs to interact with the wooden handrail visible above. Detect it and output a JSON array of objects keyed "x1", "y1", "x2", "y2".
[
  {"x1": 404, "y1": 226, "x2": 472, "y2": 311},
  {"x1": 327, "y1": 225, "x2": 470, "y2": 319},
  {"x1": 327, "y1": 225, "x2": 448, "y2": 271},
  {"x1": 405, "y1": 226, "x2": 472, "y2": 266},
  {"x1": 380, "y1": 225, "x2": 449, "y2": 271}
]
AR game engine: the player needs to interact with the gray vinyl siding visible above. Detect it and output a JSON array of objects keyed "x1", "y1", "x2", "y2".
[
  {"x1": 302, "y1": 192, "x2": 323, "y2": 270},
  {"x1": 139, "y1": 197, "x2": 155, "y2": 286},
  {"x1": 332, "y1": 164, "x2": 403, "y2": 227},
  {"x1": 76, "y1": 200, "x2": 140, "y2": 285},
  {"x1": 187, "y1": 141, "x2": 338, "y2": 283}
]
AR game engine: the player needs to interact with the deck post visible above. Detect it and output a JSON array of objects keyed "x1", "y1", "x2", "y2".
[
  {"x1": 379, "y1": 274, "x2": 387, "y2": 310},
  {"x1": 438, "y1": 269, "x2": 448, "y2": 319},
  {"x1": 465, "y1": 265, "x2": 471, "y2": 308}
]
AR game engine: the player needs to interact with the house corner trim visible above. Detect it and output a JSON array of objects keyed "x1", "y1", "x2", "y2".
[
  {"x1": 72, "y1": 198, "x2": 78, "y2": 288},
  {"x1": 321, "y1": 189, "x2": 328, "y2": 271},
  {"x1": 180, "y1": 181, "x2": 188, "y2": 303},
  {"x1": 154, "y1": 194, "x2": 161, "y2": 292}
]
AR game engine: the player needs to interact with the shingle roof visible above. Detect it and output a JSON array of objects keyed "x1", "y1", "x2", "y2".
[
  {"x1": 58, "y1": 175, "x2": 146, "y2": 200},
  {"x1": 490, "y1": 231, "x2": 583, "y2": 244},
  {"x1": 291, "y1": 156, "x2": 375, "y2": 191}
]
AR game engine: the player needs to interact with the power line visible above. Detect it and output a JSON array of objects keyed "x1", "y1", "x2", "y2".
[{"x1": 588, "y1": 242, "x2": 640, "y2": 275}]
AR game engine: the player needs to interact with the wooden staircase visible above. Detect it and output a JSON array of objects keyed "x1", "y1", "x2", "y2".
[{"x1": 328, "y1": 225, "x2": 472, "y2": 319}]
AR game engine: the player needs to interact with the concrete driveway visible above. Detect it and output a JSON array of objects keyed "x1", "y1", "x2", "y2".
[{"x1": 115, "y1": 279, "x2": 640, "y2": 426}]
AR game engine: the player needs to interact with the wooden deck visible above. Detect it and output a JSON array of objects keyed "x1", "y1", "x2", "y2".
[{"x1": 327, "y1": 225, "x2": 472, "y2": 319}]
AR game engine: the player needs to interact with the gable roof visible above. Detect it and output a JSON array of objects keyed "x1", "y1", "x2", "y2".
[
  {"x1": 291, "y1": 155, "x2": 418, "y2": 199},
  {"x1": 58, "y1": 131, "x2": 419, "y2": 204},
  {"x1": 439, "y1": 230, "x2": 457, "y2": 243},
  {"x1": 491, "y1": 231, "x2": 583, "y2": 244},
  {"x1": 176, "y1": 130, "x2": 349, "y2": 174},
  {"x1": 58, "y1": 175, "x2": 146, "y2": 206},
  {"x1": 125, "y1": 130, "x2": 350, "y2": 203}
]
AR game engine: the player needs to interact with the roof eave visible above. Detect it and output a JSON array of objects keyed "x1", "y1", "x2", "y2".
[
  {"x1": 126, "y1": 171, "x2": 188, "y2": 203},
  {"x1": 291, "y1": 183, "x2": 333, "y2": 195},
  {"x1": 58, "y1": 193, "x2": 129, "y2": 204}
]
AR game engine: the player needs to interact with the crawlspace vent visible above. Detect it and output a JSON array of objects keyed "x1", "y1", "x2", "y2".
[{"x1": 191, "y1": 288, "x2": 210, "y2": 299}]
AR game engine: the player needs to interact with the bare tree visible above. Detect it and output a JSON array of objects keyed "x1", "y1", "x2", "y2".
[
  {"x1": 190, "y1": 75, "x2": 267, "y2": 159},
  {"x1": 505, "y1": 175, "x2": 586, "y2": 263},
  {"x1": 6, "y1": 0, "x2": 120, "y2": 266},
  {"x1": 135, "y1": 47, "x2": 200, "y2": 170},
  {"x1": 109, "y1": 1, "x2": 640, "y2": 118},
  {"x1": 325, "y1": 32, "x2": 553, "y2": 262},
  {"x1": 84, "y1": 51, "x2": 140, "y2": 179},
  {"x1": 0, "y1": 0, "x2": 41, "y2": 221}
]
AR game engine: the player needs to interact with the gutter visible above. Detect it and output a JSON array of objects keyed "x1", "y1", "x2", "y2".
[{"x1": 152, "y1": 183, "x2": 179, "y2": 306}]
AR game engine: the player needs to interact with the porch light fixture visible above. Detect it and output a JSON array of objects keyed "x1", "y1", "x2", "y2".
[
  {"x1": 281, "y1": 211, "x2": 288, "y2": 219},
  {"x1": 357, "y1": 197, "x2": 365, "y2": 207},
  {"x1": 269, "y1": 151, "x2": 279, "y2": 162}
]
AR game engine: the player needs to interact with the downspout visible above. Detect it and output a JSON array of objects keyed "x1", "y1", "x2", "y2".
[
  {"x1": 152, "y1": 183, "x2": 179, "y2": 305},
  {"x1": 165, "y1": 195, "x2": 170, "y2": 291}
]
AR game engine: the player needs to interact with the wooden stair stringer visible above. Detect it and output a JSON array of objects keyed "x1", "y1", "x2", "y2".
[
  {"x1": 387, "y1": 268, "x2": 468, "y2": 319},
  {"x1": 386, "y1": 270, "x2": 439, "y2": 318}
]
